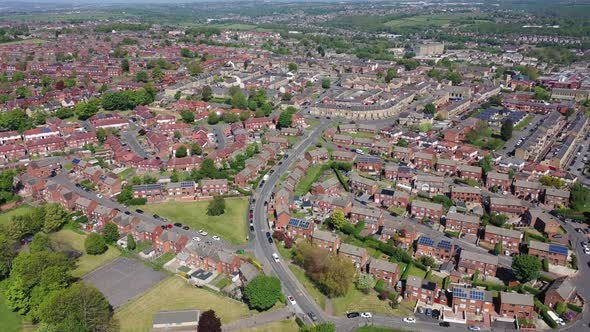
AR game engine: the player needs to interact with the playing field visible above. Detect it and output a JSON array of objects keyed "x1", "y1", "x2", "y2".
[
  {"x1": 114, "y1": 276, "x2": 253, "y2": 332},
  {"x1": 137, "y1": 198, "x2": 249, "y2": 245},
  {"x1": 49, "y1": 229, "x2": 121, "y2": 277}
]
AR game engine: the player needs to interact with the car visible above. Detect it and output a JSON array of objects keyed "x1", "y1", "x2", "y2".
[
  {"x1": 166, "y1": 224, "x2": 173, "y2": 229},
  {"x1": 199, "y1": 230, "x2": 208, "y2": 236},
  {"x1": 84, "y1": 188, "x2": 91, "y2": 192},
  {"x1": 212, "y1": 235, "x2": 220, "y2": 241},
  {"x1": 287, "y1": 296, "x2": 296, "y2": 305},
  {"x1": 75, "y1": 183, "x2": 81, "y2": 188},
  {"x1": 266, "y1": 231, "x2": 271, "y2": 238},
  {"x1": 192, "y1": 236, "x2": 201, "y2": 242},
  {"x1": 584, "y1": 248, "x2": 590, "y2": 255},
  {"x1": 272, "y1": 253, "x2": 280, "y2": 262},
  {"x1": 552, "y1": 234, "x2": 563, "y2": 238},
  {"x1": 468, "y1": 326, "x2": 481, "y2": 331},
  {"x1": 136, "y1": 209, "x2": 144, "y2": 214},
  {"x1": 439, "y1": 322, "x2": 450, "y2": 327},
  {"x1": 360, "y1": 312, "x2": 372, "y2": 318},
  {"x1": 346, "y1": 312, "x2": 360, "y2": 318},
  {"x1": 582, "y1": 242, "x2": 588, "y2": 248},
  {"x1": 284, "y1": 154, "x2": 289, "y2": 159},
  {"x1": 307, "y1": 312, "x2": 318, "y2": 321},
  {"x1": 96, "y1": 193, "x2": 103, "y2": 198},
  {"x1": 182, "y1": 226, "x2": 189, "y2": 230},
  {"x1": 153, "y1": 214, "x2": 160, "y2": 219},
  {"x1": 432, "y1": 309, "x2": 440, "y2": 319},
  {"x1": 267, "y1": 236, "x2": 273, "y2": 244},
  {"x1": 174, "y1": 223, "x2": 182, "y2": 227},
  {"x1": 402, "y1": 317, "x2": 416, "y2": 323},
  {"x1": 124, "y1": 211, "x2": 131, "y2": 215},
  {"x1": 250, "y1": 225, "x2": 255, "y2": 232}
]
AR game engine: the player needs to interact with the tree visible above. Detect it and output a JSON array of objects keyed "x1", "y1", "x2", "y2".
[
  {"x1": 423, "y1": 103, "x2": 436, "y2": 115},
  {"x1": 482, "y1": 213, "x2": 508, "y2": 227},
  {"x1": 278, "y1": 111, "x2": 293, "y2": 128},
  {"x1": 30, "y1": 233, "x2": 50, "y2": 253},
  {"x1": 198, "y1": 309, "x2": 222, "y2": 332},
  {"x1": 0, "y1": 233, "x2": 17, "y2": 278},
  {"x1": 187, "y1": 61, "x2": 203, "y2": 76},
  {"x1": 222, "y1": 112, "x2": 239, "y2": 123},
  {"x1": 417, "y1": 255, "x2": 435, "y2": 267},
  {"x1": 181, "y1": 48, "x2": 193, "y2": 58},
  {"x1": 319, "y1": 255, "x2": 355, "y2": 297},
  {"x1": 321, "y1": 78, "x2": 331, "y2": 89},
  {"x1": 494, "y1": 242, "x2": 503, "y2": 255},
  {"x1": 540, "y1": 176, "x2": 565, "y2": 189},
  {"x1": 489, "y1": 94, "x2": 502, "y2": 107},
  {"x1": 288, "y1": 63, "x2": 298, "y2": 72},
  {"x1": 374, "y1": 279, "x2": 386, "y2": 293},
  {"x1": 385, "y1": 68, "x2": 397, "y2": 83},
  {"x1": 42, "y1": 203, "x2": 68, "y2": 233},
  {"x1": 231, "y1": 92, "x2": 248, "y2": 109},
  {"x1": 127, "y1": 234, "x2": 136, "y2": 250},
  {"x1": 446, "y1": 71, "x2": 463, "y2": 85},
  {"x1": 239, "y1": 110, "x2": 251, "y2": 122},
  {"x1": 180, "y1": 110, "x2": 195, "y2": 123},
  {"x1": 121, "y1": 58, "x2": 129, "y2": 72},
  {"x1": 96, "y1": 128, "x2": 107, "y2": 144},
  {"x1": 396, "y1": 139, "x2": 409, "y2": 147},
  {"x1": 16, "y1": 86, "x2": 31, "y2": 99},
  {"x1": 500, "y1": 119, "x2": 513, "y2": 141},
  {"x1": 261, "y1": 103, "x2": 273, "y2": 116},
  {"x1": 102, "y1": 222, "x2": 119, "y2": 244},
  {"x1": 570, "y1": 183, "x2": 590, "y2": 211},
  {"x1": 85, "y1": 233, "x2": 107, "y2": 255},
  {"x1": 135, "y1": 70, "x2": 148, "y2": 83},
  {"x1": 243, "y1": 275, "x2": 282, "y2": 311},
  {"x1": 174, "y1": 91, "x2": 182, "y2": 100},
  {"x1": 201, "y1": 85, "x2": 213, "y2": 101},
  {"x1": 174, "y1": 131, "x2": 182, "y2": 140},
  {"x1": 327, "y1": 210, "x2": 347, "y2": 230},
  {"x1": 175, "y1": 145, "x2": 188, "y2": 158},
  {"x1": 207, "y1": 196, "x2": 226, "y2": 216},
  {"x1": 479, "y1": 155, "x2": 494, "y2": 175},
  {"x1": 74, "y1": 98, "x2": 100, "y2": 120},
  {"x1": 355, "y1": 273, "x2": 375, "y2": 294},
  {"x1": 191, "y1": 143, "x2": 203, "y2": 156},
  {"x1": 38, "y1": 282, "x2": 114, "y2": 332},
  {"x1": 207, "y1": 112, "x2": 220, "y2": 125},
  {"x1": 555, "y1": 301, "x2": 567, "y2": 315},
  {"x1": 512, "y1": 254, "x2": 542, "y2": 282},
  {"x1": 533, "y1": 86, "x2": 550, "y2": 101}
]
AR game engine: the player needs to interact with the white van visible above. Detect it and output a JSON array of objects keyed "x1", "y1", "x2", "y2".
[
  {"x1": 547, "y1": 310, "x2": 565, "y2": 326},
  {"x1": 272, "y1": 253, "x2": 280, "y2": 262}
]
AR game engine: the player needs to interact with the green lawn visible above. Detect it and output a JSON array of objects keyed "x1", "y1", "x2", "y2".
[
  {"x1": 295, "y1": 164, "x2": 325, "y2": 195},
  {"x1": 332, "y1": 288, "x2": 410, "y2": 317},
  {"x1": 0, "y1": 204, "x2": 35, "y2": 225},
  {"x1": 49, "y1": 230, "x2": 121, "y2": 277},
  {"x1": 153, "y1": 252, "x2": 176, "y2": 267},
  {"x1": 137, "y1": 198, "x2": 249, "y2": 245},
  {"x1": 0, "y1": 290, "x2": 22, "y2": 332},
  {"x1": 234, "y1": 319, "x2": 299, "y2": 332},
  {"x1": 406, "y1": 264, "x2": 427, "y2": 279},
  {"x1": 115, "y1": 277, "x2": 254, "y2": 332},
  {"x1": 0, "y1": 38, "x2": 46, "y2": 45},
  {"x1": 289, "y1": 265, "x2": 326, "y2": 310},
  {"x1": 384, "y1": 13, "x2": 471, "y2": 28},
  {"x1": 514, "y1": 114, "x2": 534, "y2": 131}
]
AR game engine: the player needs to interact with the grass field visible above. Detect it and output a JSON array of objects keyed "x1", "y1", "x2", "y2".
[
  {"x1": 0, "y1": 38, "x2": 46, "y2": 45},
  {"x1": 137, "y1": 198, "x2": 248, "y2": 245},
  {"x1": 0, "y1": 204, "x2": 35, "y2": 225},
  {"x1": 406, "y1": 264, "x2": 427, "y2": 279},
  {"x1": 384, "y1": 13, "x2": 475, "y2": 29},
  {"x1": 332, "y1": 288, "x2": 409, "y2": 317},
  {"x1": 289, "y1": 265, "x2": 326, "y2": 310},
  {"x1": 0, "y1": 291, "x2": 22, "y2": 332},
  {"x1": 114, "y1": 277, "x2": 253, "y2": 332},
  {"x1": 295, "y1": 164, "x2": 325, "y2": 195},
  {"x1": 49, "y1": 230, "x2": 121, "y2": 277},
  {"x1": 234, "y1": 319, "x2": 299, "y2": 332}
]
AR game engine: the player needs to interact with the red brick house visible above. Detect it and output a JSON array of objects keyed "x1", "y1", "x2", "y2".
[
  {"x1": 445, "y1": 212, "x2": 480, "y2": 235},
  {"x1": 543, "y1": 188, "x2": 570, "y2": 209},
  {"x1": 414, "y1": 152, "x2": 435, "y2": 169},
  {"x1": 349, "y1": 173, "x2": 379, "y2": 195},
  {"x1": 311, "y1": 229, "x2": 341, "y2": 252},
  {"x1": 451, "y1": 287, "x2": 494, "y2": 316},
  {"x1": 415, "y1": 236, "x2": 455, "y2": 261},
  {"x1": 450, "y1": 186, "x2": 482, "y2": 203},
  {"x1": 411, "y1": 200, "x2": 443, "y2": 220},
  {"x1": 368, "y1": 258, "x2": 400, "y2": 286},
  {"x1": 199, "y1": 179, "x2": 229, "y2": 195},
  {"x1": 458, "y1": 164, "x2": 482, "y2": 182},
  {"x1": 544, "y1": 277, "x2": 577, "y2": 308},
  {"x1": 0, "y1": 144, "x2": 26, "y2": 161},
  {"x1": 457, "y1": 250, "x2": 498, "y2": 277},
  {"x1": 286, "y1": 218, "x2": 314, "y2": 239},
  {"x1": 528, "y1": 240, "x2": 568, "y2": 266},
  {"x1": 304, "y1": 148, "x2": 329, "y2": 164},
  {"x1": 489, "y1": 197, "x2": 528, "y2": 216},
  {"x1": 332, "y1": 134, "x2": 353, "y2": 145},
  {"x1": 485, "y1": 172, "x2": 511, "y2": 192},
  {"x1": 354, "y1": 156, "x2": 383, "y2": 173},
  {"x1": 154, "y1": 230, "x2": 189, "y2": 253},
  {"x1": 331, "y1": 150, "x2": 356, "y2": 162},
  {"x1": 244, "y1": 117, "x2": 274, "y2": 131},
  {"x1": 349, "y1": 206, "x2": 383, "y2": 232},
  {"x1": 483, "y1": 225, "x2": 522, "y2": 254},
  {"x1": 499, "y1": 292, "x2": 534, "y2": 320},
  {"x1": 513, "y1": 180, "x2": 543, "y2": 200},
  {"x1": 405, "y1": 276, "x2": 438, "y2": 304},
  {"x1": 311, "y1": 177, "x2": 341, "y2": 196},
  {"x1": 339, "y1": 243, "x2": 369, "y2": 269},
  {"x1": 436, "y1": 158, "x2": 458, "y2": 175}
]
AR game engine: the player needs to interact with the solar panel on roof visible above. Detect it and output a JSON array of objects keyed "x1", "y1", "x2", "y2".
[
  {"x1": 437, "y1": 240, "x2": 453, "y2": 250},
  {"x1": 288, "y1": 218, "x2": 301, "y2": 226},
  {"x1": 470, "y1": 290, "x2": 485, "y2": 301},
  {"x1": 180, "y1": 181, "x2": 194, "y2": 188},
  {"x1": 548, "y1": 244, "x2": 568, "y2": 256},
  {"x1": 452, "y1": 288, "x2": 467, "y2": 299},
  {"x1": 418, "y1": 236, "x2": 434, "y2": 247}
]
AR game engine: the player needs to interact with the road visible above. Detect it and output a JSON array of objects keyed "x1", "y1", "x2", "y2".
[
  {"x1": 500, "y1": 114, "x2": 544, "y2": 158},
  {"x1": 213, "y1": 124, "x2": 227, "y2": 150},
  {"x1": 251, "y1": 119, "x2": 331, "y2": 323},
  {"x1": 121, "y1": 124, "x2": 149, "y2": 159}
]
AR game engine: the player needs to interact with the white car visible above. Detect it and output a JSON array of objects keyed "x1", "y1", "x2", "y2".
[
  {"x1": 96, "y1": 193, "x2": 103, "y2": 198},
  {"x1": 199, "y1": 230, "x2": 208, "y2": 236},
  {"x1": 584, "y1": 248, "x2": 590, "y2": 255},
  {"x1": 468, "y1": 326, "x2": 481, "y2": 331},
  {"x1": 287, "y1": 296, "x2": 296, "y2": 305},
  {"x1": 403, "y1": 317, "x2": 416, "y2": 323},
  {"x1": 272, "y1": 253, "x2": 280, "y2": 262},
  {"x1": 192, "y1": 236, "x2": 201, "y2": 242},
  {"x1": 360, "y1": 312, "x2": 372, "y2": 318},
  {"x1": 212, "y1": 235, "x2": 220, "y2": 241}
]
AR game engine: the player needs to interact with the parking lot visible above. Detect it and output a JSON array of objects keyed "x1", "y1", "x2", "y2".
[{"x1": 83, "y1": 257, "x2": 167, "y2": 308}]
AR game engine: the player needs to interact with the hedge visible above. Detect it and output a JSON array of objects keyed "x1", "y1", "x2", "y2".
[
  {"x1": 522, "y1": 285, "x2": 541, "y2": 295},
  {"x1": 473, "y1": 280, "x2": 507, "y2": 291},
  {"x1": 567, "y1": 303, "x2": 583, "y2": 313},
  {"x1": 332, "y1": 167, "x2": 350, "y2": 192}
]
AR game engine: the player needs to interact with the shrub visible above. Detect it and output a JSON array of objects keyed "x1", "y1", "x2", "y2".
[
  {"x1": 284, "y1": 237, "x2": 294, "y2": 249},
  {"x1": 378, "y1": 291, "x2": 390, "y2": 301},
  {"x1": 272, "y1": 230, "x2": 286, "y2": 242},
  {"x1": 388, "y1": 291, "x2": 399, "y2": 302},
  {"x1": 85, "y1": 233, "x2": 107, "y2": 255},
  {"x1": 542, "y1": 258, "x2": 549, "y2": 272},
  {"x1": 567, "y1": 303, "x2": 583, "y2": 313},
  {"x1": 555, "y1": 301, "x2": 567, "y2": 315},
  {"x1": 374, "y1": 279, "x2": 386, "y2": 293},
  {"x1": 541, "y1": 310, "x2": 558, "y2": 328}
]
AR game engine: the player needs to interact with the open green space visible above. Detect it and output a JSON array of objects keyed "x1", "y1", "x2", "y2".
[
  {"x1": 0, "y1": 38, "x2": 46, "y2": 45},
  {"x1": 0, "y1": 204, "x2": 34, "y2": 225},
  {"x1": 332, "y1": 287, "x2": 409, "y2": 317},
  {"x1": 49, "y1": 229, "x2": 121, "y2": 277},
  {"x1": 0, "y1": 288, "x2": 22, "y2": 332},
  {"x1": 289, "y1": 265, "x2": 326, "y2": 310},
  {"x1": 405, "y1": 264, "x2": 427, "y2": 279},
  {"x1": 137, "y1": 198, "x2": 249, "y2": 245},
  {"x1": 384, "y1": 13, "x2": 479, "y2": 29},
  {"x1": 114, "y1": 276, "x2": 253, "y2": 332},
  {"x1": 234, "y1": 319, "x2": 299, "y2": 332}
]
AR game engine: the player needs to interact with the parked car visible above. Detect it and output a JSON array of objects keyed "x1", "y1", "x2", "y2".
[
  {"x1": 432, "y1": 309, "x2": 440, "y2": 319},
  {"x1": 468, "y1": 326, "x2": 481, "y2": 331},
  {"x1": 439, "y1": 322, "x2": 450, "y2": 327},
  {"x1": 199, "y1": 230, "x2": 208, "y2": 236},
  {"x1": 124, "y1": 211, "x2": 131, "y2": 215},
  {"x1": 135, "y1": 209, "x2": 144, "y2": 214},
  {"x1": 346, "y1": 312, "x2": 360, "y2": 318},
  {"x1": 212, "y1": 235, "x2": 220, "y2": 241},
  {"x1": 192, "y1": 237, "x2": 201, "y2": 242},
  {"x1": 96, "y1": 193, "x2": 103, "y2": 198},
  {"x1": 249, "y1": 225, "x2": 255, "y2": 232},
  {"x1": 360, "y1": 312, "x2": 372, "y2": 318},
  {"x1": 403, "y1": 317, "x2": 416, "y2": 323},
  {"x1": 272, "y1": 253, "x2": 280, "y2": 262},
  {"x1": 153, "y1": 214, "x2": 160, "y2": 219},
  {"x1": 287, "y1": 296, "x2": 296, "y2": 305},
  {"x1": 182, "y1": 226, "x2": 189, "y2": 230},
  {"x1": 307, "y1": 312, "x2": 318, "y2": 321},
  {"x1": 174, "y1": 223, "x2": 182, "y2": 227}
]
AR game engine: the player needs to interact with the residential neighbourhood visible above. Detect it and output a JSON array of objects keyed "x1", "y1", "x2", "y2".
[{"x1": 0, "y1": 1, "x2": 589, "y2": 332}]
